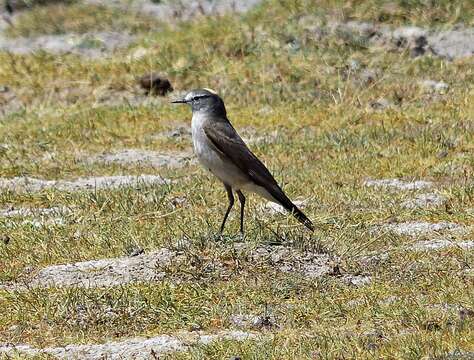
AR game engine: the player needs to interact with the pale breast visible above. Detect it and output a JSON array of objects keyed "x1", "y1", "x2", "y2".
[{"x1": 191, "y1": 113, "x2": 249, "y2": 188}]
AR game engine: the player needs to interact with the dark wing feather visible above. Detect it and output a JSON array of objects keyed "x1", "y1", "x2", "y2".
[
  {"x1": 203, "y1": 120, "x2": 277, "y2": 188},
  {"x1": 203, "y1": 120, "x2": 314, "y2": 231}
]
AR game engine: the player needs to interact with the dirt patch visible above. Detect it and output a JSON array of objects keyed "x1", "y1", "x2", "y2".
[
  {"x1": 0, "y1": 175, "x2": 170, "y2": 193},
  {"x1": 428, "y1": 28, "x2": 474, "y2": 60},
  {"x1": 0, "y1": 330, "x2": 259, "y2": 359},
  {"x1": 382, "y1": 221, "x2": 463, "y2": 237},
  {"x1": 91, "y1": 149, "x2": 192, "y2": 168},
  {"x1": 85, "y1": 0, "x2": 262, "y2": 22},
  {"x1": 27, "y1": 248, "x2": 177, "y2": 288},
  {"x1": 0, "y1": 31, "x2": 134, "y2": 57},
  {"x1": 0, "y1": 83, "x2": 166, "y2": 119},
  {"x1": 410, "y1": 239, "x2": 474, "y2": 251},
  {"x1": 8, "y1": 244, "x2": 340, "y2": 290},
  {"x1": 401, "y1": 193, "x2": 447, "y2": 209},
  {"x1": 244, "y1": 244, "x2": 335, "y2": 280},
  {"x1": 0, "y1": 206, "x2": 70, "y2": 217},
  {"x1": 2, "y1": 243, "x2": 359, "y2": 291},
  {"x1": 301, "y1": 19, "x2": 474, "y2": 60},
  {"x1": 3, "y1": 217, "x2": 66, "y2": 228},
  {"x1": 364, "y1": 178, "x2": 433, "y2": 190}
]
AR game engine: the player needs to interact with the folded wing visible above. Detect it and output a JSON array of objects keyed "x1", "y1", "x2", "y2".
[{"x1": 203, "y1": 119, "x2": 314, "y2": 231}]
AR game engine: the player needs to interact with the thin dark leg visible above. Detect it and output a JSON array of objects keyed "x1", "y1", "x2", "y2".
[
  {"x1": 236, "y1": 190, "x2": 246, "y2": 236},
  {"x1": 220, "y1": 184, "x2": 234, "y2": 234}
]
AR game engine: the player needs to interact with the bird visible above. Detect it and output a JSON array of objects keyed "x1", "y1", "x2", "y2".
[{"x1": 171, "y1": 88, "x2": 314, "y2": 235}]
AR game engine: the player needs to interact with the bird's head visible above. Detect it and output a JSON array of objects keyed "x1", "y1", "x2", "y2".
[{"x1": 171, "y1": 88, "x2": 226, "y2": 116}]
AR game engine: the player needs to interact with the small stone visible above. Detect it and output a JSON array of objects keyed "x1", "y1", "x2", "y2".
[
  {"x1": 189, "y1": 323, "x2": 202, "y2": 331},
  {"x1": 229, "y1": 313, "x2": 277, "y2": 329},
  {"x1": 138, "y1": 73, "x2": 173, "y2": 96},
  {"x1": 360, "y1": 69, "x2": 378, "y2": 84},
  {"x1": 459, "y1": 308, "x2": 474, "y2": 321},
  {"x1": 262, "y1": 199, "x2": 307, "y2": 215},
  {"x1": 103, "y1": 307, "x2": 119, "y2": 319},
  {"x1": 286, "y1": 38, "x2": 301, "y2": 52},
  {"x1": 348, "y1": 59, "x2": 360, "y2": 71},
  {"x1": 149, "y1": 126, "x2": 192, "y2": 142},
  {"x1": 168, "y1": 126, "x2": 191, "y2": 138},
  {"x1": 129, "y1": 47, "x2": 150, "y2": 61},
  {"x1": 8, "y1": 325, "x2": 20, "y2": 333},
  {"x1": 343, "y1": 275, "x2": 371, "y2": 287},
  {"x1": 370, "y1": 98, "x2": 391, "y2": 110},
  {"x1": 170, "y1": 196, "x2": 187, "y2": 207},
  {"x1": 1, "y1": 234, "x2": 10, "y2": 245},
  {"x1": 252, "y1": 315, "x2": 276, "y2": 329},
  {"x1": 437, "y1": 150, "x2": 449, "y2": 159},
  {"x1": 127, "y1": 246, "x2": 145, "y2": 257},
  {"x1": 173, "y1": 238, "x2": 192, "y2": 250},
  {"x1": 410, "y1": 45, "x2": 426, "y2": 57}
]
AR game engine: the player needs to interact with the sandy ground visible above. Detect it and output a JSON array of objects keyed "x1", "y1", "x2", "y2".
[
  {"x1": 0, "y1": 175, "x2": 170, "y2": 192},
  {"x1": 0, "y1": 329, "x2": 260, "y2": 359}
]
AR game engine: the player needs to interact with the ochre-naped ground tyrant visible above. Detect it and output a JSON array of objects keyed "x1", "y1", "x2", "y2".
[{"x1": 172, "y1": 88, "x2": 314, "y2": 235}]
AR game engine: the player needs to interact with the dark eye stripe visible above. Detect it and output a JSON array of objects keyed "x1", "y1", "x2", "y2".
[{"x1": 192, "y1": 94, "x2": 210, "y2": 101}]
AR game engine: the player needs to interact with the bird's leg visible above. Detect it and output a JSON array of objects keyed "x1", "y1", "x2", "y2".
[
  {"x1": 236, "y1": 190, "x2": 246, "y2": 237},
  {"x1": 220, "y1": 184, "x2": 234, "y2": 234}
]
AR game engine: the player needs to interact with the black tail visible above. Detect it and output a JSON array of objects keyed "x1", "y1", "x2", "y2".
[
  {"x1": 288, "y1": 203, "x2": 314, "y2": 232},
  {"x1": 268, "y1": 185, "x2": 314, "y2": 232}
]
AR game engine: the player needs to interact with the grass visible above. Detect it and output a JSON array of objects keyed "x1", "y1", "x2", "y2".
[
  {"x1": 5, "y1": 2, "x2": 161, "y2": 37},
  {"x1": 0, "y1": 0, "x2": 474, "y2": 358}
]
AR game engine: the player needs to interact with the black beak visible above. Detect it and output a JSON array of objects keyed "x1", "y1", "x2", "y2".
[{"x1": 171, "y1": 99, "x2": 187, "y2": 104}]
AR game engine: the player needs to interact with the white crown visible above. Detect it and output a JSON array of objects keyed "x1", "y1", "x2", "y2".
[{"x1": 203, "y1": 88, "x2": 218, "y2": 95}]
